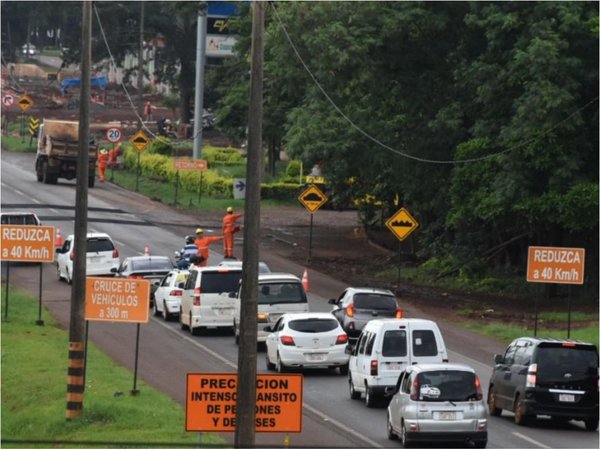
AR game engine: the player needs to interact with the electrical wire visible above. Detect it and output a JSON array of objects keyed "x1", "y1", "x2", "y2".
[{"x1": 269, "y1": 2, "x2": 598, "y2": 165}]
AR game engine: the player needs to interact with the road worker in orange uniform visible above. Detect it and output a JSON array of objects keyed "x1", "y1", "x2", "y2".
[
  {"x1": 108, "y1": 143, "x2": 121, "y2": 168},
  {"x1": 97, "y1": 149, "x2": 109, "y2": 182},
  {"x1": 222, "y1": 206, "x2": 242, "y2": 259},
  {"x1": 194, "y1": 228, "x2": 223, "y2": 267}
]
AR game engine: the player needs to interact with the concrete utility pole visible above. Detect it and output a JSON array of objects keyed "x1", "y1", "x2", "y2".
[
  {"x1": 234, "y1": 1, "x2": 264, "y2": 447},
  {"x1": 66, "y1": 0, "x2": 91, "y2": 420},
  {"x1": 193, "y1": 2, "x2": 208, "y2": 159},
  {"x1": 137, "y1": 1, "x2": 145, "y2": 129}
]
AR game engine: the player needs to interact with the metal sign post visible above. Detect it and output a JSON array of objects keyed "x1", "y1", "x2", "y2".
[
  {"x1": 36, "y1": 263, "x2": 44, "y2": 326},
  {"x1": 131, "y1": 323, "x2": 141, "y2": 395},
  {"x1": 174, "y1": 170, "x2": 180, "y2": 205},
  {"x1": 298, "y1": 184, "x2": 328, "y2": 264},
  {"x1": 385, "y1": 208, "x2": 419, "y2": 290}
]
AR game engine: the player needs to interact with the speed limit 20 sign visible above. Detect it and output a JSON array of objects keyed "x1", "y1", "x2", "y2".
[{"x1": 105, "y1": 127, "x2": 123, "y2": 143}]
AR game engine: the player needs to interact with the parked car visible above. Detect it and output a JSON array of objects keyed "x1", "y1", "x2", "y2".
[
  {"x1": 217, "y1": 260, "x2": 272, "y2": 274},
  {"x1": 387, "y1": 363, "x2": 488, "y2": 448},
  {"x1": 21, "y1": 43, "x2": 38, "y2": 56},
  {"x1": 113, "y1": 256, "x2": 174, "y2": 306},
  {"x1": 264, "y1": 312, "x2": 349, "y2": 374},
  {"x1": 348, "y1": 318, "x2": 448, "y2": 407},
  {"x1": 1, "y1": 212, "x2": 42, "y2": 226},
  {"x1": 153, "y1": 269, "x2": 189, "y2": 321},
  {"x1": 180, "y1": 266, "x2": 243, "y2": 335},
  {"x1": 56, "y1": 233, "x2": 119, "y2": 284},
  {"x1": 233, "y1": 273, "x2": 309, "y2": 345},
  {"x1": 329, "y1": 287, "x2": 402, "y2": 340},
  {"x1": 488, "y1": 337, "x2": 599, "y2": 430}
]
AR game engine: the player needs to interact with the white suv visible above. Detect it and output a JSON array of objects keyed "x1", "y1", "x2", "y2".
[{"x1": 56, "y1": 233, "x2": 120, "y2": 284}]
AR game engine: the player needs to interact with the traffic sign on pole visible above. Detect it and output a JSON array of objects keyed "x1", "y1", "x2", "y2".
[
  {"x1": 106, "y1": 127, "x2": 123, "y2": 143},
  {"x1": 385, "y1": 207, "x2": 419, "y2": 241},
  {"x1": 18, "y1": 95, "x2": 33, "y2": 112},
  {"x1": 85, "y1": 277, "x2": 151, "y2": 322},
  {"x1": 2, "y1": 93, "x2": 15, "y2": 108},
  {"x1": 298, "y1": 184, "x2": 328, "y2": 214},
  {"x1": 526, "y1": 246, "x2": 585, "y2": 285},
  {"x1": 0, "y1": 225, "x2": 55, "y2": 262},
  {"x1": 129, "y1": 130, "x2": 151, "y2": 151}
]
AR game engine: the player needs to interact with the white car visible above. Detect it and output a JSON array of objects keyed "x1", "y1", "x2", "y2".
[
  {"x1": 264, "y1": 312, "x2": 349, "y2": 374},
  {"x1": 21, "y1": 44, "x2": 38, "y2": 56},
  {"x1": 1, "y1": 212, "x2": 42, "y2": 226},
  {"x1": 56, "y1": 233, "x2": 119, "y2": 284},
  {"x1": 153, "y1": 269, "x2": 189, "y2": 321}
]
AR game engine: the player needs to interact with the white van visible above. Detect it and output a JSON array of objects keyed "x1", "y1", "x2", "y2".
[
  {"x1": 234, "y1": 273, "x2": 309, "y2": 344},
  {"x1": 180, "y1": 267, "x2": 243, "y2": 335},
  {"x1": 348, "y1": 318, "x2": 448, "y2": 407}
]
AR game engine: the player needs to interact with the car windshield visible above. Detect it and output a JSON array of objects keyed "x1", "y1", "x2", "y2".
[
  {"x1": 86, "y1": 238, "x2": 114, "y2": 253},
  {"x1": 417, "y1": 370, "x2": 478, "y2": 402},
  {"x1": 200, "y1": 271, "x2": 243, "y2": 293},
  {"x1": 288, "y1": 318, "x2": 338, "y2": 333},
  {"x1": 381, "y1": 330, "x2": 407, "y2": 357},
  {"x1": 536, "y1": 345, "x2": 599, "y2": 378},
  {"x1": 257, "y1": 282, "x2": 306, "y2": 305},
  {"x1": 353, "y1": 293, "x2": 397, "y2": 310},
  {"x1": 131, "y1": 259, "x2": 172, "y2": 271}
]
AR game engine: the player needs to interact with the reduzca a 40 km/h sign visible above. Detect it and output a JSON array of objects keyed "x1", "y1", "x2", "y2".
[{"x1": 527, "y1": 246, "x2": 585, "y2": 285}]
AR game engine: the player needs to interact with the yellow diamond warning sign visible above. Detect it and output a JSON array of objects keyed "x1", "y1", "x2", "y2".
[
  {"x1": 18, "y1": 95, "x2": 33, "y2": 112},
  {"x1": 298, "y1": 184, "x2": 328, "y2": 214},
  {"x1": 129, "y1": 130, "x2": 151, "y2": 151},
  {"x1": 385, "y1": 207, "x2": 419, "y2": 241}
]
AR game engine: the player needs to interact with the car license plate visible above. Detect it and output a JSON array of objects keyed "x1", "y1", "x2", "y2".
[
  {"x1": 559, "y1": 394, "x2": 575, "y2": 402},
  {"x1": 305, "y1": 353, "x2": 326, "y2": 362},
  {"x1": 434, "y1": 411, "x2": 457, "y2": 420},
  {"x1": 386, "y1": 362, "x2": 403, "y2": 370},
  {"x1": 216, "y1": 308, "x2": 233, "y2": 315}
]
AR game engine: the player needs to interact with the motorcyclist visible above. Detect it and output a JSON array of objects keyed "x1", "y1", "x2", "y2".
[{"x1": 177, "y1": 236, "x2": 199, "y2": 269}]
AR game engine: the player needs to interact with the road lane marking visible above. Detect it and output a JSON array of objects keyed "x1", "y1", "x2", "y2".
[
  {"x1": 151, "y1": 318, "x2": 383, "y2": 448},
  {"x1": 14, "y1": 189, "x2": 25, "y2": 196},
  {"x1": 512, "y1": 432, "x2": 551, "y2": 448},
  {"x1": 114, "y1": 240, "x2": 125, "y2": 247}
]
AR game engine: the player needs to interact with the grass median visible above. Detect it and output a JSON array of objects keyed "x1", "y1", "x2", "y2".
[{"x1": 1, "y1": 285, "x2": 227, "y2": 448}]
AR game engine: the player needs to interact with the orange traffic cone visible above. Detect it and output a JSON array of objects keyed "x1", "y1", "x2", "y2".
[
  {"x1": 55, "y1": 228, "x2": 63, "y2": 247},
  {"x1": 144, "y1": 244, "x2": 150, "y2": 256},
  {"x1": 302, "y1": 268, "x2": 309, "y2": 292}
]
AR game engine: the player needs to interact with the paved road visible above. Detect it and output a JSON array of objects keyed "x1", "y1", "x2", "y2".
[{"x1": 2, "y1": 151, "x2": 598, "y2": 448}]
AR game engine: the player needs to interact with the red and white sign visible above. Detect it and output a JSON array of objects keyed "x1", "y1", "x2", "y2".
[
  {"x1": 174, "y1": 159, "x2": 208, "y2": 171},
  {"x1": 2, "y1": 94, "x2": 15, "y2": 108},
  {"x1": 105, "y1": 127, "x2": 123, "y2": 143},
  {"x1": 526, "y1": 246, "x2": 585, "y2": 285}
]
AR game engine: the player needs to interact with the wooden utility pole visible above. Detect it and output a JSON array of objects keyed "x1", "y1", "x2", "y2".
[
  {"x1": 66, "y1": 0, "x2": 91, "y2": 420},
  {"x1": 234, "y1": 1, "x2": 264, "y2": 447},
  {"x1": 137, "y1": 1, "x2": 145, "y2": 129}
]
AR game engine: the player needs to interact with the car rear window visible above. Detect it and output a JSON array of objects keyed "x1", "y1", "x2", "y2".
[
  {"x1": 536, "y1": 344, "x2": 599, "y2": 377},
  {"x1": 131, "y1": 259, "x2": 172, "y2": 271},
  {"x1": 353, "y1": 293, "x2": 397, "y2": 310},
  {"x1": 288, "y1": 318, "x2": 338, "y2": 333},
  {"x1": 417, "y1": 370, "x2": 478, "y2": 402},
  {"x1": 1, "y1": 214, "x2": 39, "y2": 225},
  {"x1": 200, "y1": 271, "x2": 243, "y2": 293},
  {"x1": 86, "y1": 238, "x2": 114, "y2": 253},
  {"x1": 382, "y1": 330, "x2": 407, "y2": 357},
  {"x1": 258, "y1": 282, "x2": 306, "y2": 305}
]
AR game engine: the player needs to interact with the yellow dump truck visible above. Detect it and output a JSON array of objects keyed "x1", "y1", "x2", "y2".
[{"x1": 35, "y1": 119, "x2": 98, "y2": 187}]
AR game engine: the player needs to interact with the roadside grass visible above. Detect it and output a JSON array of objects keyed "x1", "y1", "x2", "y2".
[
  {"x1": 1, "y1": 286, "x2": 226, "y2": 448},
  {"x1": 461, "y1": 322, "x2": 599, "y2": 348},
  {"x1": 0, "y1": 134, "x2": 37, "y2": 152}
]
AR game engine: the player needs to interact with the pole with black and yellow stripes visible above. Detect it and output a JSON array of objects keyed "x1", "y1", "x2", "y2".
[{"x1": 66, "y1": 0, "x2": 91, "y2": 419}]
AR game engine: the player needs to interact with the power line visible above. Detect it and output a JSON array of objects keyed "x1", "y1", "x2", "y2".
[{"x1": 269, "y1": 2, "x2": 598, "y2": 165}]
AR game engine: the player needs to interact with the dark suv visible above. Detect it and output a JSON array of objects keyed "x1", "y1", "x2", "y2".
[
  {"x1": 328, "y1": 287, "x2": 402, "y2": 340},
  {"x1": 488, "y1": 337, "x2": 599, "y2": 430}
]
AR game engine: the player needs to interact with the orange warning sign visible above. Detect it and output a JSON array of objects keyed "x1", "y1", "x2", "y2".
[
  {"x1": 85, "y1": 277, "x2": 151, "y2": 322},
  {"x1": 526, "y1": 246, "x2": 585, "y2": 285},
  {"x1": 0, "y1": 225, "x2": 55, "y2": 262},
  {"x1": 186, "y1": 373, "x2": 303, "y2": 432}
]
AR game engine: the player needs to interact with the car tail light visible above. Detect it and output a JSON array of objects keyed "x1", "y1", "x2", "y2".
[
  {"x1": 370, "y1": 360, "x2": 378, "y2": 376},
  {"x1": 346, "y1": 305, "x2": 354, "y2": 318},
  {"x1": 169, "y1": 289, "x2": 183, "y2": 297},
  {"x1": 395, "y1": 309, "x2": 403, "y2": 319},
  {"x1": 410, "y1": 377, "x2": 420, "y2": 400},
  {"x1": 280, "y1": 335, "x2": 295, "y2": 346},
  {"x1": 193, "y1": 288, "x2": 201, "y2": 306},
  {"x1": 335, "y1": 334, "x2": 348, "y2": 345},
  {"x1": 475, "y1": 375, "x2": 483, "y2": 400},
  {"x1": 526, "y1": 363, "x2": 537, "y2": 387},
  {"x1": 112, "y1": 248, "x2": 119, "y2": 258},
  {"x1": 69, "y1": 251, "x2": 75, "y2": 261},
  {"x1": 477, "y1": 419, "x2": 487, "y2": 431},
  {"x1": 562, "y1": 342, "x2": 576, "y2": 347}
]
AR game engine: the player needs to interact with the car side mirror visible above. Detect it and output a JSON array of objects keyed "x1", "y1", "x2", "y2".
[
  {"x1": 55, "y1": 247, "x2": 63, "y2": 254},
  {"x1": 228, "y1": 291, "x2": 237, "y2": 298},
  {"x1": 178, "y1": 282, "x2": 185, "y2": 289},
  {"x1": 153, "y1": 280, "x2": 160, "y2": 286},
  {"x1": 110, "y1": 267, "x2": 118, "y2": 273},
  {"x1": 494, "y1": 354, "x2": 504, "y2": 365},
  {"x1": 263, "y1": 326, "x2": 272, "y2": 332},
  {"x1": 345, "y1": 344, "x2": 355, "y2": 355},
  {"x1": 328, "y1": 298, "x2": 337, "y2": 305}
]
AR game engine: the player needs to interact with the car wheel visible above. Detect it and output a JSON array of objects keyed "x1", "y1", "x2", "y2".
[
  {"x1": 400, "y1": 421, "x2": 412, "y2": 448},
  {"x1": 276, "y1": 353, "x2": 287, "y2": 373},
  {"x1": 487, "y1": 386, "x2": 502, "y2": 417},
  {"x1": 190, "y1": 313, "x2": 200, "y2": 336},
  {"x1": 387, "y1": 412, "x2": 398, "y2": 440},
  {"x1": 57, "y1": 264, "x2": 63, "y2": 281},
  {"x1": 152, "y1": 301, "x2": 160, "y2": 317},
  {"x1": 365, "y1": 384, "x2": 377, "y2": 408},
  {"x1": 266, "y1": 353, "x2": 276, "y2": 371},
  {"x1": 234, "y1": 321, "x2": 239, "y2": 345},
  {"x1": 349, "y1": 375, "x2": 360, "y2": 400},
  {"x1": 163, "y1": 302, "x2": 172, "y2": 321},
  {"x1": 584, "y1": 418, "x2": 599, "y2": 431},
  {"x1": 179, "y1": 309, "x2": 188, "y2": 330},
  {"x1": 66, "y1": 269, "x2": 72, "y2": 285},
  {"x1": 513, "y1": 395, "x2": 530, "y2": 426},
  {"x1": 339, "y1": 363, "x2": 349, "y2": 376}
]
